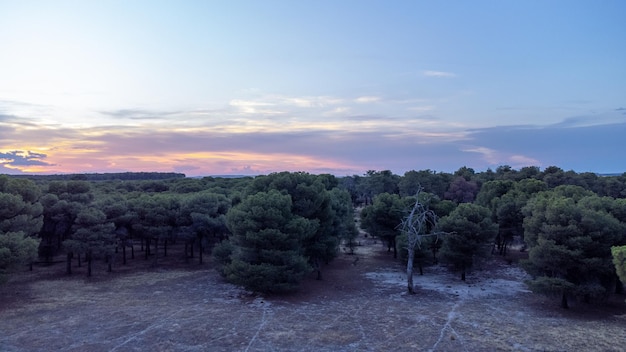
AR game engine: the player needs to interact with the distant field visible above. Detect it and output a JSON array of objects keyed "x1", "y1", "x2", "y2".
[{"x1": 1, "y1": 237, "x2": 625, "y2": 352}]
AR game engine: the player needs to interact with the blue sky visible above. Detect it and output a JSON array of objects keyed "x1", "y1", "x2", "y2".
[{"x1": 1, "y1": 0, "x2": 625, "y2": 176}]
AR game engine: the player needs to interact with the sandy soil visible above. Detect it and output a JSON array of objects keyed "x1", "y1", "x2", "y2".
[{"x1": 1, "y1": 236, "x2": 625, "y2": 352}]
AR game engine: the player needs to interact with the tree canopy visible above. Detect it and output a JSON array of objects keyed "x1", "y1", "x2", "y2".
[
  {"x1": 222, "y1": 190, "x2": 315, "y2": 293},
  {"x1": 522, "y1": 187, "x2": 626, "y2": 308}
]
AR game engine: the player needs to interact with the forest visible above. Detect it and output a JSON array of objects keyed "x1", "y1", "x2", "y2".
[{"x1": 1, "y1": 166, "x2": 626, "y2": 310}]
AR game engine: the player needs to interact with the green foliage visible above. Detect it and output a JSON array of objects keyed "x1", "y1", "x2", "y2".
[
  {"x1": 129, "y1": 193, "x2": 179, "y2": 241},
  {"x1": 360, "y1": 193, "x2": 408, "y2": 258},
  {"x1": 212, "y1": 240, "x2": 235, "y2": 276},
  {"x1": 395, "y1": 233, "x2": 432, "y2": 263},
  {"x1": 178, "y1": 192, "x2": 231, "y2": 263},
  {"x1": 526, "y1": 276, "x2": 575, "y2": 296},
  {"x1": 521, "y1": 189, "x2": 626, "y2": 305},
  {"x1": 329, "y1": 188, "x2": 359, "y2": 252},
  {"x1": 444, "y1": 176, "x2": 478, "y2": 203},
  {"x1": 249, "y1": 172, "x2": 341, "y2": 275},
  {"x1": 358, "y1": 170, "x2": 400, "y2": 202},
  {"x1": 474, "y1": 180, "x2": 515, "y2": 208},
  {"x1": 0, "y1": 176, "x2": 42, "y2": 279},
  {"x1": 439, "y1": 203, "x2": 497, "y2": 280},
  {"x1": 64, "y1": 207, "x2": 116, "y2": 260},
  {"x1": 399, "y1": 170, "x2": 451, "y2": 199},
  {"x1": 179, "y1": 192, "x2": 230, "y2": 233},
  {"x1": 0, "y1": 231, "x2": 39, "y2": 273},
  {"x1": 224, "y1": 190, "x2": 315, "y2": 293},
  {"x1": 611, "y1": 246, "x2": 626, "y2": 290}
]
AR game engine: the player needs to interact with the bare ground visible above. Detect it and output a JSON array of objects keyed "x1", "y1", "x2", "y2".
[{"x1": 1, "y1": 237, "x2": 625, "y2": 352}]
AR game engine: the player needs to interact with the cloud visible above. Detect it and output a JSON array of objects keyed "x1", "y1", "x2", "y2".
[
  {"x1": 461, "y1": 146, "x2": 499, "y2": 164},
  {"x1": 466, "y1": 122, "x2": 626, "y2": 173},
  {"x1": 229, "y1": 95, "x2": 344, "y2": 114},
  {"x1": 3, "y1": 93, "x2": 625, "y2": 176},
  {"x1": 4, "y1": 120, "x2": 624, "y2": 176},
  {"x1": 0, "y1": 150, "x2": 54, "y2": 171},
  {"x1": 354, "y1": 96, "x2": 381, "y2": 104},
  {"x1": 99, "y1": 109, "x2": 176, "y2": 120},
  {"x1": 323, "y1": 107, "x2": 351, "y2": 116},
  {"x1": 279, "y1": 96, "x2": 344, "y2": 107},
  {"x1": 461, "y1": 146, "x2": 540, "y2": 169},
  {"x1": 407, "y1": 105, "x2": 435, "y2": 113},
  {"x1": 550, "y1": 110, "x2": 626, "y2": 128},
  {"x1": 423, "y1": 70, "x2": 456, "y2": 78}
]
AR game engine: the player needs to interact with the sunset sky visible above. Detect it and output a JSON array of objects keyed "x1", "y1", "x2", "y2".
[{"x1": 1, "y1": 0, "x2": 625, "y2": 177}]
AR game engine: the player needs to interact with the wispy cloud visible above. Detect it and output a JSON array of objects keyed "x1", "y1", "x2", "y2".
[
  {"x1": 461, "y1": 145, "x2": 540, "y2": 169},
  {"x1": 99, "y1": 109, "x2": 176, "y2": 120},
  {"x1": 354, "y1": 96, "x2": 381, "y2": 103},
  {"x1": 423, "y1": 70, "x2": 456, "y2": 78},
  {"x1": 407, "y1": 105, "x2": 435, "y2": 113}
]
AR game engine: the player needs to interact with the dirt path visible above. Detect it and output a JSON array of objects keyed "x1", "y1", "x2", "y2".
[{"x1": 1, "y1": 236, "x2": 625, "y2": 351}]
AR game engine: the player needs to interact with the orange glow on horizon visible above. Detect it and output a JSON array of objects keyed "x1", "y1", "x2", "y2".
[{"x1": 2, "y1": 148, "x2": 363, "y2": 176}]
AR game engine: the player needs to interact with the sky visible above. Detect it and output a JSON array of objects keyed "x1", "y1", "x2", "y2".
[{"x1": 1, "y1": 0, "x2": 625, "y2": 177}]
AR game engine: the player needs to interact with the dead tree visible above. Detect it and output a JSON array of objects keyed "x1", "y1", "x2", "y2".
[{"x1": 398, "y1": 187, "x2": 445, "y2": 294}]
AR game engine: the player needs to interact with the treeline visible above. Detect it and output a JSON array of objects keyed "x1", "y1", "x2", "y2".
[
  {"x1": 10, "y1": 172, "x2": 186, "y2": 182},
  {"x1": 0, "y1": 172, "x2": 358, "y2": 293},
  {"x1": 1, "y1": 166, "x2": 626, "y2": 307}
]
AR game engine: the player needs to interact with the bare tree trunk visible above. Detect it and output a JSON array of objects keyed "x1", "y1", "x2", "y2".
[
  {"x1": 407, "y1": 249, "x2": 415, "y2": 294},
  {"x1": 314, "y1": 258, "x2": 322, "y2": 280},
  {"x1": 66, "y1": 252, "x2": 73, "y2": 275},
  {"x1": 87, "y1": 252, "x2": 92, "y2": 277},
  {"x1": 153, "y1": 238, "x2": 158, "y2": 266},
  {"x1": 561, "y1": 292, "x2": 569, "y2": 309},
  {"x1": 122, "y1": 245, "x2": 127, "y2": 265}
]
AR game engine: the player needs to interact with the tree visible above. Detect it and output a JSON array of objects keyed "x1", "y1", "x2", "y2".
[
  {"x1": 541, "y1": 166, "x2": 566, "y2": 188},
  {"x1": 38, "y1": 180, "x2": 93, "y2": 260},
  {"x1": 398, "y1": 188, "x2": 443, "y2": 293},
  {"x1": 178, "y1": 192, "x2": 230, "y2": 264},
  {"x1": 439, "y1": 204, "x2": 497, "y2": 280},
  {"x1": 0, "y1": 231, "x2": 39, "y2": 281},
  {"x1": 522, "y1": 187, "x2": 626, "y2": 308},
  {"x1": 223, "y1": 190, "x2": 316, "y2": 293},
  {"x1": 63, "y1": 207, "x2": 115, "y2": 276},
  {"x1": 360, "y1": 193, "x2": 407, "y2": 258},
  {"x1": 358, "y1": 170, "x2": 400, "y2": 204},
  {"x1": 474, "y1": 180, "x2": 515, "y2": 208},
  {"x1": 0, "y1": 176, "x2": 42, "y2": 279},
  {"x1": 329, "y1": 188, "x2": 359, "y2": 254},
  {"x1": 98, "y1": 194, "x2": 134, "y2": 265},
  {"x1": 249, "y1": 172, "x2": 340, "y2": 279},
  {"x1": 444, "y1": 176, "x2": 478, "y2": 203},
  {"x1": 612, "y1": 246, "x2": 626, "y2": 298},
  {"x1": 399, "y1": 170, "x2": 451, "y2": 199},
  {"x1": 129, "y1": 194, "x2": 179, "y2": 266}
]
